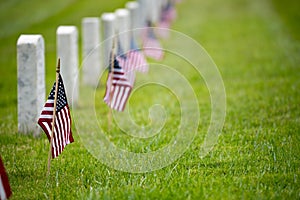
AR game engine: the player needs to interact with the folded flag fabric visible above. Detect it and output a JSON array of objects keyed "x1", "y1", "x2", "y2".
[
  {"x1": 38, "y1": 74, "x2": 74, "y2": 158},
  {"x1": 0, "y1": 157, "x2": 12, "y2": 200},
  {"x1": 104, "y1": 55, "x2": 132, "y2": 112}
]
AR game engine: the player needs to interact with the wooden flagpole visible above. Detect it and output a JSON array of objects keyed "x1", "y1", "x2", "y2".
[
  {"x1": 108, "y1": 37, "x2": 117, "y2": 131},
  {"x1": 47, "y1": 58, "x2": 61, "y2": 176}
]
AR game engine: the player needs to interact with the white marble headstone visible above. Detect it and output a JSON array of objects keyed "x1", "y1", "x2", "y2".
[
  {"x1": 82, "y1": 17, "x2": 101, "y2": 88},
  {"x1": 17, "y1": 34, "x2": 45, "y2": 136},
  {"x1": 149, "y1": 0, "x2": 160, "y2": 24},
  {"x1": 115, "y1": 8, "x2": 130, "y2": 53},
  {"x1": 126, "y1": 1, "x2": 140, "y2": 41},
  {"x1": 56, "y1": 26, "x2": 79, "y2": 107},
  {"x1": 101, "y1": 13, "x2": 116, "y2": 68},
  {"x1": 137, "y1": 0, "x2": 149, "y2": 27}
]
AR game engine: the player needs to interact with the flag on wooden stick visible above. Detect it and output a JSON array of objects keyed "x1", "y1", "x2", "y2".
[
  {"x1": 0, "y1": 157, "x2": 12, "y2": 200},
  {"x1": 104, "y1": 54, "x2": 132, "y2": 112},
  {"x1": 38, "y1": 74, "x2": 74, "y2": 158}
]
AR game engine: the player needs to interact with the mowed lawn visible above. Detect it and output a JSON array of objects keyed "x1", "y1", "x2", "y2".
[{"x1": 0, "y1": 0, "x2": 299, "y2": 199}]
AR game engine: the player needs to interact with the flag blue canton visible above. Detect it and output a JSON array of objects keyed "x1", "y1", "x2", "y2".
[
  {"x1": 48, "y1": 74, "x2": 68, "y2": 112},
  {"x1": 108, "y1": 56, "x2": 122, "y2": 72}
]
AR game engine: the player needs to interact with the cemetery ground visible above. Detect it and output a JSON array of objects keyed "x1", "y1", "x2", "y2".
[{"x1": 0, "y1": 0, "x2": 299, "y2": 199}]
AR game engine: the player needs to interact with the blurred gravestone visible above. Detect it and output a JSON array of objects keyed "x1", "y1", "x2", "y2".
[
  {"x1": 101, "y1": 13, "x2": 116, "y2": 68},
  {"x1": 149, "y1": 0, "x2": 161, "y2": 24},
  {"x1": 82, "y1": 17, "x2": 101, "y2": 88},
  {"x1": 137, "y1": 0, "x2": 149, "y2": 27},
  {"x1": 126, "y1": 1, "x2": 140, "y2": 41},
  {"x1": 115, "y1": 8, "x2": 130, "y2": 52}
]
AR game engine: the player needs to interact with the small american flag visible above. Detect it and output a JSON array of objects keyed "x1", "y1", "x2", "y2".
[
  {"x1": 143, "y1": 24, "x2": 164, "y2": 61},
  {"x1": 38, "y1": 74, "x2": 74, "y2": 158},
  {"x1": 104, "y1": 57, "x2": 132, "y2": 112},
  {"x1": 162, "y1": 1, "x2": 177, "y2": 23},
  {"x1": 157, "y1": 1, "x2": 177, "y2": 39},
  {"x1": 0, "y1": 157, "x2": 12, "y2": 200},
  {"x1": 116, "y1": 57, "x2": 136, "y2": 87},
  {"x1": 116, "y1": 41, "x2": 136, "y2": 86}
]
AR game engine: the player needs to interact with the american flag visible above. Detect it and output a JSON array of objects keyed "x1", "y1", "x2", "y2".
[
  {"x1": 116, "y1": 41, "x2": 136, "y2": 86},
  {"x1": 143, "y1": 24, "x2": 164, "y2": 61},
  {"x1": 38, "y1": 74, "x2": 74, "y2": 158},
  {"x1": 104, "y1": 56, "x2": 132, "y2": 112},
  {"x1": 0, "y1": 157, "x2": 12, "y2": 200},
  {"x1": 162, "y1": 1, "x2": 177, "y2": 23},
  {"x1": 157, "y1": 1, "x2": 177, "y2": 39}
]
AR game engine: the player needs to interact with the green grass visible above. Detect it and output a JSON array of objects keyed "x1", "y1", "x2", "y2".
[{"x1": 1, "y1": 0, "x2": 300, "y2": 199}]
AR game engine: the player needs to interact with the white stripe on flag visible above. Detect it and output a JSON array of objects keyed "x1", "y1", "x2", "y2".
[
  {"x1": 120, "y1": 87, "x2": 131, "y2": 111},
  {"x1": 40, "y1": 115, "x2": 53, "y2": 119},
  {"x1": 42, "y1": 107, "x2": 54, "y2": 111},
  {"x1": 46, "y1": 99, "x2": 55, "y2": 103},
  {"x1": 53, "y1": 125, "x2": 59, "y2": 158},
  {"x1": 0, "y1": 176, "x2": 7, "y2": 200},
  {"x1": 65, "y1": 107, "x2": 71, "y2": 144},
  {"x1": 61, "y1": 108, "x2": 68, "y2": 146},
  {"x1": 115, "y1": 86, "x2": 124, "y2": 111},
  {"x1": 42, "y1": 122, "x2": 52, "y2": 137},
  {"x1": 61, "y1": 108, "x2": 67, "y2": 147},
  {"x1": 111, "y1": 86, "x2": 119, "y2": 110},
  {"x1": 56, "y1": 113, "x2": 63, "y2": 155}
]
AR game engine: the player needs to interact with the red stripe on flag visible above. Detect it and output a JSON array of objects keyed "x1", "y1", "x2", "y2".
[{"x1": 0, "y1": 157, "x2": 12, "y2": 200}]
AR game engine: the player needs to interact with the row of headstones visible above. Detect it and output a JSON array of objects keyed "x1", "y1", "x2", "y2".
[{"x1": 17, "y1": 0, "x2": 172, "y2": 136}]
